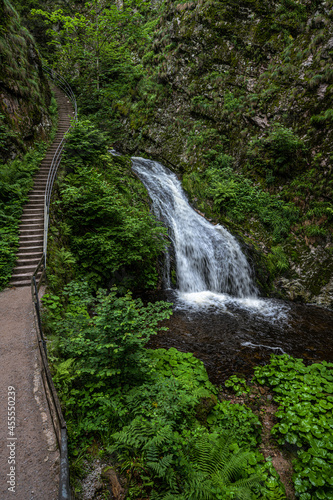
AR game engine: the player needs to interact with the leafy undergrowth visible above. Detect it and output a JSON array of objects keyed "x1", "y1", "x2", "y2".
[
  {"x1": 220, "y1": 379, "x2": 295, "y2": 499},
  {"x1": 224, "y1": 355, "x2": 333, "y2": 499},
  {"x1": 0, "y1": 141, "x2": 47, "y2": 289},
  {"x1": 43, "y1": 280, "x2": 333, "y2": 499},
  {"x1": 47, "y1": 120, "x2": 168, "y2": 293},
  {"x1": 43, "y1": 283, "x2": 286, "y2": 499},
  {"x1": 254, "y1": 355, "x2": 333, "y2": 500}
]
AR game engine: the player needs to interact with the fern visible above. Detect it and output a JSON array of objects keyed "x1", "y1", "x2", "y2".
[
  {"x1": 147, "y1": 454, "x2": 178, "y2": 491},
  {"x1": 109, "y1": 417, "x2": 175, "y2": 455},
  {"x1": 110, "y1": 417, "x2": 181, "y2": 496},
  {"x1": 185, "y1": 431, "x2": 263, "y2": 500},
  {"x1": 145, "y1": 443, "x2": 159, "y2": 463}
]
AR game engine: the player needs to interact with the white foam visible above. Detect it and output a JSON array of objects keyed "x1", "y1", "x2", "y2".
[
  {"x1": 241, "y1": 341, "x2": 286, "y2": 354},
  {"x1": 175, "y1": 290, "x2": 288, "y2": 322}
]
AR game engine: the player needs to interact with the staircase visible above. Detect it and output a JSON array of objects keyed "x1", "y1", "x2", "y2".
[{"x1": 10, "y1": 87, "x2": 74, "y2": 287}]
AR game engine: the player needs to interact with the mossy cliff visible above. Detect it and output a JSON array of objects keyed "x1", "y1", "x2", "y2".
[
  {"x1": 0, "y1": 0, "x2": 52, "y2": 162},
  {"x1": 104, "y1": 0, "x2": 333, "y2": 307}
]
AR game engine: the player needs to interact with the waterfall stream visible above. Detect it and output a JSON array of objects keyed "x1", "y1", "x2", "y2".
[
  {"x1": 132, "y1": 157, "x2": 257, "y2": 297},
  {"x1": 129, "y1": 155, "x2": 333, "y2": 383},
  {"x1": 131, "y1": 157, "x2": 286, "y2": 318}
]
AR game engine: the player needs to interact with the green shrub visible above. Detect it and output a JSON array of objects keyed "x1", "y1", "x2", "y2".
[
  {"x1": 51, "y1": 124, "x2": 169, "y2": 290},
  {"x1": 0, "y1": 142, "x2": 47, "y2": 289},
  {"x1": 204, "y1": 160, "x2": 299, "y2": 242},
  {"x1": 254, "y1": 355, "x2": 333, "y2": 499},
  {"x1": 247, "y1": 124, "x2": 306, "y2": 177},
  {"x1": 267, "y1": 246, "x2": 289, "y2": 276}
]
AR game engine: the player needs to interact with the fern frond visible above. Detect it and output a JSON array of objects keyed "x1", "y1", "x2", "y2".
[
  {"x1": 187, "y1": 431, "x2": 263, "y2": 500},
  {"x1": 109, "y1": 418, "x2": 156, "y2": 452},
  {"x1": 231, "y1": 474, "x2": 264, "y2": 490},
  {"x1": 186, "y1": 473, "x2": 216, "y2": 500},
  {"x1": 214, "y1": 451, "x2": 250, "y2": 484},
  {"x1": 147, "y1": 454, "x2": 174, "y2": 477},
  {"x1": 190, "y1": 432, "x2": 237, "y2": 477},
  {"x1": 230, "y1": 485, "x2": 253, "y2": 500},
  {"x1": 145, "y1": 443, "x2": 159, "y2": 462}
]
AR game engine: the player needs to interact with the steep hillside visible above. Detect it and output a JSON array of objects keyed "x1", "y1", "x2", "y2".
[
  {"x1": 108, "y1": 0, "x2": 333, "y2": 307},
  {"x1": 26, "y1": 0, "x2": 333, "y2": 307},
  {"x1": 0, "y1": 0, "x2": 52, "y2": 162}
]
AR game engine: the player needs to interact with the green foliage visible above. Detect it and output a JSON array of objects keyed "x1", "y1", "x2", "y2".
[
  {"x1": 54, "y1": 282, "x2": 172, "y2": 388},
  {"x1": 31, "y1": 0, "x2": 147, "y2": 94},
  {"x1": 49, "y1": 120, "x2": 168, "y2": 291},
  {"x1": 267, "y1": 246, "x2": 289, "y2": 277},
  {"x1": 247, "y1": 124, "x2": 306, "y2": 177},
  {"x1": 225, "y1": 375, "x2": 250, "y2": 396},
  {"x1": 0, "y1": 112, "x2": 19, "y2": 153},
  {"x1": 254, "y1": 355, "x2": 333, "y2": 499},
  {"x1": 63, "y1": 119, "x2": 108, "y2": 166},
  {"x1": 310, "y1": 109, "x2": 333, "y2": 127},
  {"x1": 0, "y1": 142, "x2": 47, "y2": 289},
  {"x1": 107, "y1": 381, "x2": 275, "y2": 499},
  {"x1": 185, "y1": 432, "x2": 263, "y2": 500},
  {"x1": 0, "y1": 0, "x2": 51, "y2": 160},
  {"x1": 205, "y1": 159, "x2": 299, "y2": 243},
  {"x1": 43, "y1": 282, "x2": 283, "y2": 498},
  {"x1": 45, "y1": 281, "x2": 171, "y2": 445},
  {"x1": 205, "y1": 400, "x2": 261, "y2": 450},
  {"x1": 148, "y1": 347, "x2": 216, "y2": 395}
]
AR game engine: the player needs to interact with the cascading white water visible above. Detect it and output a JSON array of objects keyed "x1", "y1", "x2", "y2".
[{"x1": 131, "y1": 157, "x2": 258, "y2": 298}]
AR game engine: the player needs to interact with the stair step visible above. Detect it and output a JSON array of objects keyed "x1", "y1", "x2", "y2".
[
  {"x1": 17, "y1": 251, "x2": 43, "y2": 259},
  {"x1": 12, "y1": 264, "x2": 39, "y2": 275},
  {"x1": 16, "y1": 257, "x2": 42, "y2": 265},
  {"x1": 17, "y1": 244, "x2": 43, "y2": 252},
  {"x1": 19, "y1": 224, "x2": 43, "y2": 231},
  {"x1": 10, "y1": 273, "x2": 34, "y2": 282},
  {"x1": 23, "y1": 205, "x2": 44, "y2": 210},
  {"x1": 19, "y1": 228, "x2": 43, "y2": 235},
  {"x1": 10, "y1": 281, "x2": 32, "y2": 287},
  {"x1": 19, "y1": 223, "x2": 43, "y2": 229},
  {"x1": 20, "y1": 218, "x2": 43, "y2": 223},
  {"x1": 19, "y1": 235, "x2": 43, "y2": 242},
  {"x1": 22, "y1": 209, "x2": 44, "y2": 215},
  {"x1": 10, "y1": 272, "x2": 42, "y2": 286}
]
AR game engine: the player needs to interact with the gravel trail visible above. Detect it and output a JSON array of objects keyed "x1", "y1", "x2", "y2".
[{"x1": 0, "y1": 287, "x2": 59, "y2": 499}]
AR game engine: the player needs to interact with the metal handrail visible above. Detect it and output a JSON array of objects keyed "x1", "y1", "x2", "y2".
[
  {"x1": 42, "y1": 67, "x2": 78, "y2": 261},
  {"x1": 30, "y1": 67, "x2": 78, "y2": 500},
  {"x1": 43, "y1": 67, "x2": 78, "y2": 119}
]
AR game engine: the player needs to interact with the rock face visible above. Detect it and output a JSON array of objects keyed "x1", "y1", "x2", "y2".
[
  {"x1": 0, "y1": 0, "x2": 52, "y2": 162},
  {"x1": 110, "y1": 0, "x2": 333, "y2": 307}
]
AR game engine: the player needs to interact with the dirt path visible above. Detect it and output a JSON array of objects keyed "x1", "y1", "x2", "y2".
[{"x1": 0, "y1": 287, "x2": 59, "y2": 499}]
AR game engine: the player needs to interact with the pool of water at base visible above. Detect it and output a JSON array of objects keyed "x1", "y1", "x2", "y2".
[{"x1": 142, "y1": 290, "x2": 333, "y2": 386}]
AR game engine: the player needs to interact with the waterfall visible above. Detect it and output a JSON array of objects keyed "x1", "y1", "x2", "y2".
[{"x1": 131, "y1": 157, "x2": 258, "y2": 299}]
